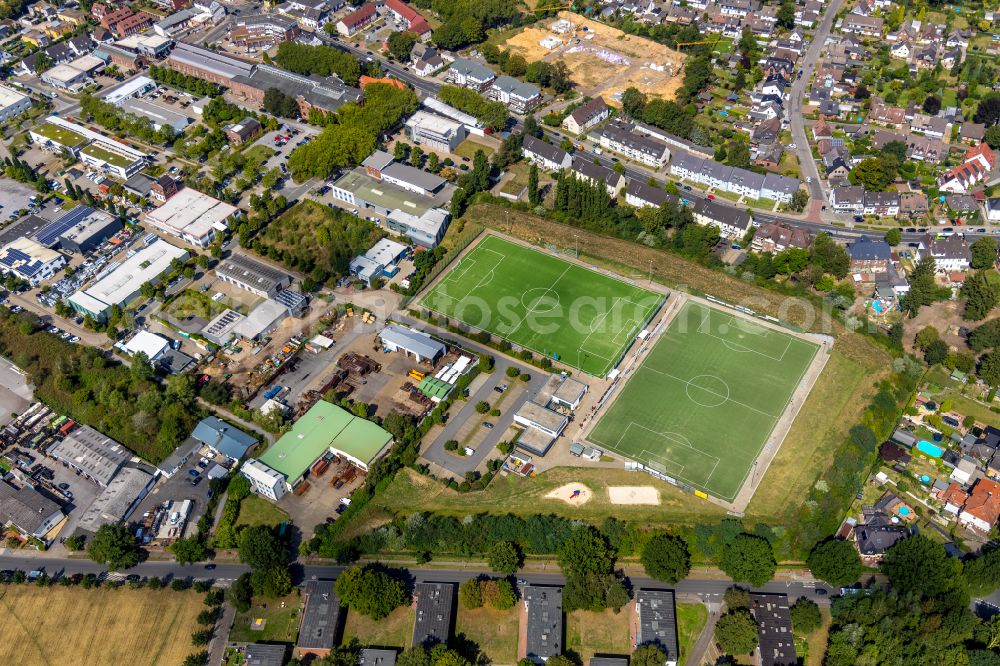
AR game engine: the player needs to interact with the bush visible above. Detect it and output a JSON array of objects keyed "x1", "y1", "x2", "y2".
[
  {"x1": 444, "y1": 440, "x2": 459, "y2": 451},
  {"x1": 790, "y1": 597, "x2": 821, "y2": 634},
  {"x1": 459, "y1": 578, "x2": 483, "y2": 609},
  {"x1": 506, "y1": 366, "x2": 520, "y2": 378},
  {"x1": 171, "y1": 579, "x2": 189, "y2": 591}
]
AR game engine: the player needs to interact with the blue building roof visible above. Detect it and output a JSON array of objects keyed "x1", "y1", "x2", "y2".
[{"x1": 190, "y1": 416, "x2": 256, "y2": 459}]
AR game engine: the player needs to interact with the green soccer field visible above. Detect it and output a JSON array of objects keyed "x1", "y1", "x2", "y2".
[
  {"x1": 588, "y1": 300, "x2": 820, "y2": 501},
  {"x1": 420, "y1": 236, "x2": 663, "y2": 376}
]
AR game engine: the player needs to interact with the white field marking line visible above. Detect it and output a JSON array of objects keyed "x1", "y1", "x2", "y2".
[
  {"x1": 637, "y1": 364, "x2": 782, "y2": 420},
  {"x1": 504, "y1": 264, "x2": 572, "y2": 340},
  {"x1": 626, "y1": 422, "x2": 722, "y2": 488},
  {"x1": 721, "y1": 314, "x2": 793, "y2": 362},
  {"x1": 639, "y1": 448, "x2": 687, "y2": 476},
  {"x1": 693, "y1": 303, "x2": 790, "y2": 363},
  {"x1": 579, "y1": 298, "x2": 658, "y2": 359}
]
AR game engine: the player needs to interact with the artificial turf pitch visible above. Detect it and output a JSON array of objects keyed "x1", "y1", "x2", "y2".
[
  {"x1": 420, "y1": 235, "x2": 663, "y2": 376},
  {"x1": 588, "y1": 300, "x2": 819, "y2": 501}
]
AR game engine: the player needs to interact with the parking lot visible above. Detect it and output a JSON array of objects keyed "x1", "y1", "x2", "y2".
[
  {"x1": 131, "y1": 445, "x2": 223, "y2": 543},
  {"x1": 0, "y1": 360, "x2": 30, "y2": 427},
  {"x1": 275, "y1": 455, "x2": 366, "y2": 536},
  {"x1": 45, "y1": 460, "x2": 102, "y2": 544},
  {"x1": 0, "y1": 179, "x2": 42, "y2": 221}
]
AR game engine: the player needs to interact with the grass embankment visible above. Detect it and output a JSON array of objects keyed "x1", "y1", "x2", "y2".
[
  {"x1": 0, "y1": 587, "x2": 205, "y2": 666},
  {"x1": 342, "y1": 605, "x2": 415, "y2": 650},
  {"x1": 236, "y1": 495, "x2": 290, "y2": 528}
]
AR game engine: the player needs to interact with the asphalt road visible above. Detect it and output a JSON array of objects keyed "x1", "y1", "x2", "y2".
[{"x1": 788, "y1": 0, "x2": 846, "y2": 202}]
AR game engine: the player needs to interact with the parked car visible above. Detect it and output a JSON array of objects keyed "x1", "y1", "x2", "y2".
[{"x1": 187, "y1": 469, "x2": 200, "y2": 478}]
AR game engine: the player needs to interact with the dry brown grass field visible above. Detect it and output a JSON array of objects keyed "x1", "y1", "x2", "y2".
[{"x1": 0, "y1": 586, "x2": 206, "y2": 666}]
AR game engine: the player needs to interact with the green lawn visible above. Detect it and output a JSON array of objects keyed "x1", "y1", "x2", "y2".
[
  {"x1": 228, "y1": 591, "x2": 302, "y2": 644},
  {"x1": 454, "y1": 137, "x2": 496, "y2": 160},
  {"x1": 455, "y1": 605, "x2": 519, "y2": 664},
  {"x1": 565, "y1": 608, "x2": 631, "y2": 663},
  {"x1": 163, "y1": 289, "x2": 228, "y2": 320},
  {"x1": 343, "y1": 605, "x2": 414, "y2": 649},
  {"x1": 420, "y1": 235, "x2": 663, "y2": 376},
  {"x1": 588, "y1": 300, "x2": 819, "y2": 500},
  {"x1": 676, "y1": 602, "x2": 708, "y2": 664},
  {"x1": 236, "y1": 495, "x2": 289, "y2": 528}
]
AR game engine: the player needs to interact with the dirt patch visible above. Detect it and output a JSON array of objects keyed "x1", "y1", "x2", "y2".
[
  {"x1": 544, "y1": 482, "x2": 592, "y2": 505},
  {"x1": 501, "y1": 12, "x2": 685, "y2": 104},
  {"x1": 608, "y1": 485, "x2": 660, "y2": 505},
  {"x1": 904, "y1": 299, "x2": 977, "y2": 354}
]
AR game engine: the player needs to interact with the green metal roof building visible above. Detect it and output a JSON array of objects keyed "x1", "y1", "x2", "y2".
[
  {"x1": 257, "y1": 401, "x2": 393, "y2": 487},
  {"x1": 418, "y1": 376, "x2": 452, "y2": 402}
]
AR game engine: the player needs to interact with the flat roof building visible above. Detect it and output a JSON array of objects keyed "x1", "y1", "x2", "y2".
[
  {"x1": 76, "y1": 466, "x2": 155, "y2": 533},
  {"x1": 121, "y1": 98, "x2": 191, "y2": 133},
  {"x1": 0, "y1": 84, "x2": 32, "y2": 122},
  {"x1": 201, "y1": 308, "x2": 246, "y2": 346},
  {"x1": 122, "y1": 330, "x2": 171, "y2": 362},
  {"x1": 296, "y1": 579, "x2": 342, "y2": 659},
  {"x1": 232, "y1": 298, "x2": 289, "y2": 342},
  {"x1": 379, "y1": 324, "x2": 446, "y2": 363},
  {"x1": 524, "y1": 586, "x2": 563, "y2": 664},
  {"x1": 406, "y1": 110, "x2": 467, "y2": 153},
  {"x1": 80, "y1": 140, "x2": 147, "y2": 179},
  {"x1": 215, "y1": 253, "x2": 291, "y2": 298},
  {"x1": 144, "y1": 188, "x2": 239, "y2": 247},
  {"x1": 750, "y1": 594, "x2": 797, "y2": 666},
  {"x1": 514, "y1": 401, "x2": 568, "y2": 439},
  {"x1": 48, "y1": 424, "x2": 131, "y2": 487},
  {"x1": 244, "y1": 401, "x2": 393, "y2": 500},
  {"x1": 0, "y1": 237, "x2": 67, "y2": 287},
  {"x1": 49, "y1": 207, "x2": 120, "y2": 254},
  {"x1": 167, "y1": 41, "x2": 255, "y2": 85},
  {"x1": 386, "y1": 207, "x2": 450, "y2": 248},
  {"x1": 103, "y1": 75, "x2": 155, "y2": 105},
  {"x1": 68, "y1": 239, "x2": 188, "y2": 320},
  {"x1": 413, "y1": 582, "x2": 454, "y2": 648},
  {"x1": 359, "y1": 649, "x2": 397, "y2": 666},
  {"x1": 635, "y1": 589, "x2": 679, "y2": 666}
]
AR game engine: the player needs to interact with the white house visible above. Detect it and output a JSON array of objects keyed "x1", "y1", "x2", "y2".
[{"x1": 522, "y1": 134, "x2": 571, "y2": 171}]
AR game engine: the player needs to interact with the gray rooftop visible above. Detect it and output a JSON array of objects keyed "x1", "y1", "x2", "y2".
[
  {"x1": 76, "y1": 466, "x2": 155, "y2": 533},
  {"x1": 359, "y1": 649, "x2": 397, "y2": 666},
  {"x1": 589, "y1": 659, "x2": 628, "y2": 666},
  {"x1": 379, "y1": 324, "x2": 446, "y2": 360},
  {"x1": 523, "y1": 134, "x2": 569, "y2": 165},
  {"x1": 636, "y1": 589, "x2": 679, "y2": 661},
  {"x1": 693, "y1": 198, "x2": 753, "y2": 232},
  {"x1": 298, "y1": 579, "x2": 341, "y2": 651},
  {"x1": 245, "y1": 644, "x2": 287, "y2": 666},
  {"x1": 625, "y1": 179, "x2": 676, "y2": 207},
  {"x1": 413, "y1": 582, "x2": 455, "y2": 648},
  {"x1": 381, "y1": 161, "x2": 447, "y2": 193},
  {"x1": 600, "y1": 123, "x2": 669, "y2": 159},
  {"x1": 449, "y1": 58, "x2": 495, "y2": 82},
  {"x1": 48, "y1": 425, "x2": 131, "y2": 487},
  {"x1": 571, "y1": 156, "x2": 620, "y2": 188},
  {"x1": 234, "y1": 64, "x2": 363, "y2": 114},
  {"x1": 215, "y1": 253, "x2": 290, "y2": 295},
  {"x1": 848, "y1": 236, "x2": 892, "y2": 261},
  {"x1": 525, "y1": 585, "x2": 563, "y2": 661},
  {"x1": 492, "y1": 75, "x2": 540, "y2": 100},
  {"x1": 169, "y1": 41, "x2": 255, "y2": 80},
  {"x1": 750, "y1": 594, "x2": 797, "y2": 666},
  {"x1": 0, "y1": 480, "x2": 62, "y2": 535}
]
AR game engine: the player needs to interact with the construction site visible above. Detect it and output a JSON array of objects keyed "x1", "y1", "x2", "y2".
[{"x1": 501, "y1": 11, "x2": 686, "y2": 105}]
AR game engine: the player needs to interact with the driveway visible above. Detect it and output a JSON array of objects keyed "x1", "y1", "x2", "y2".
[{"x1": 788, "y1": 0, "x2": 846, "y2": 202}]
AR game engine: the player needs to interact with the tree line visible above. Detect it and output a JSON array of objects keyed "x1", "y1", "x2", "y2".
[
  {"x1": 79, "y1": 93, "x2": 176, "y2": 146},
  {"x1": 272, "y1": 42, "x2": 362, "y2": 87},
  {"x1": 286, "y1": 83, "x2": 417, "y2": 180},
  {"x1": 437, "y1": 85, "x2": 509, "y2": 132},
  {"x1": 148, "y1": 65, "x2": 221, "y2": 97}
]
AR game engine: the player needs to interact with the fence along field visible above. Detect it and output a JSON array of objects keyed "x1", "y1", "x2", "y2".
[
  {"x1": 588, "y1": 300, "x2": 819, "y2": 501},
  {"x1": 419, "y1": 235, "x2": 663, "y2": 376}
]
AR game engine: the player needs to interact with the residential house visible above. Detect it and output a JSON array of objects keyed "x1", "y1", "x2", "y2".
[
  {"x1": 488, "y1": 76, "x2": 541, "y2": 114},
  {"x1": 848, "y1": 236, "x2": 892, "y2": 272},
  {"x1": 335, "y1": 4, "x2": 374, "y2": 36},
  {"x1": 625, "y1": 179, "x2": 676, "y2": 209},
  {"x1": 868, "y1": 98, "x2": 907, "y2": 127},
  {"x1": 635, "y1": 589, "x2": 679, "y2": 666},
  {"x1": 562, "y1": 96, "x2": 609, "y2": 134},
  {"x1": 918, "y1": 234, "x2": 972, "y2": 273},
  {"x1": 938, "y1": 145, "x2": 996, "y2": 193},
  {"x1": 751, "y1": 117, "x2": 781, "y2": 145},
  {"x1": 958, "y1": 478, "x2": 1000, "y2": 533},
  {"x1": 522, "y1": 135, "x2": 571, "y2": 172},
  {"x1": 570, "y1": 157, "x2": 624, "y2": 197},
  {"x1": 987, "y1": 198, "x2": 1000, "y2": 223},
  {"x1": 692, "y1": 199, "x2": 754, "y2": 240},
  {"x1": 855, "y1": 512, "x2": 910, "y2": 562},
  {"x1": 596, "y1": 122, "x2": 670, "y2": 168},
  {"x1": 842, "y1": 14, "x2": 884, "y2": 37},
  {"x1": 412, "y1": 582, "x2": 454, "y2": 648},
  {"x1": 760, "y1": 172, "x2": 800, "y2": 204},
  {"x1": 898, "y1": 192, "x2": 928, "y2": 219},
  {"x1": 863, "y1": 191, "x2": 900, "y2": 216},
  {"x1": 941, "y1": 483, "x2": 969, "y2": 515},
  {"x1": 445, "y1": 58, "x2": 495, "y2": 92},
  {"x1": 751, "y1": 223, "x2": 811, "y2": 253},
  {"x1": 961, "y1": 123, "x2": 986, "y2": 145}
]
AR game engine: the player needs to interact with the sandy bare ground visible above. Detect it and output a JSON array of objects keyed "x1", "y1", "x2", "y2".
[
  {"x1": 608, "y1": 486, "x2": 660, "y2": 505},
  {"x1": 501, "y1": 12, "x2": 685, "y2": 104},
  {"x1": 544, "y1": 482, "x2": 592, "y2": 505}
]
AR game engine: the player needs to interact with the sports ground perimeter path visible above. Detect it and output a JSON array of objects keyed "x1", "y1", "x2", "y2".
[{"x1": 580, "y1": 292, "x2": 832, "y2": 514}]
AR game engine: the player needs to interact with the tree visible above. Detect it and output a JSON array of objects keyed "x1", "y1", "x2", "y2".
[
  {"x1": 776, "y1": 0, "x2": 795, "y2": 29},
  {"x1": 902, "y1": 256, "x2": 950, "y2": 317},
  {"x1": 182, "y1": 653, "x2": 208, "y2": 666},
  {"x1": 631, "y1": 645, "x2": 666, "y2": 666},
  {"x1": 972, "y1": 237, "x2": 998, "y2": 270},
  {"x1": 974, "y1": 93, "x2": 1000, "y2": 126},
  {"x1": 980, "y1": 351, "x2": 1000, "y2": 388},
  {"x1": 849, "y1": 157, "x2": 896, "y2": 191},
  {"x1": 487, "y1": 541, "x2": 522, "y2": 575},
  {"x1": 65, "y1": 534, "x2": 86, "y2": 552},
  {"x1": 922, "y1": 95, "x2": 941, "y2": 115},
  {"x1": 925, "y1": 338, "x2": 950, "y2": 365},
  {"x1": 87, "y1": 524, "x2": 139, "y2": 571},
  {"x1": 790, "y1": 188, "x2": 809, "y2": 212},
  {"x1": 724, "y1": 586, "x2": 750, "y2": 610},
  {"x1": 459, "y1": 578, "x2": 482, "y2": 609},
  {"x1": 170, "y1": 537, "x2": 208, "y2": 565},
  {"x1": 719, "y1": 534, "x2": 776, "y2": 586},
  {"x1": 228, "y1": 573, "x2": 253, "y2": 612},
  {"x1": 884, "y1": 228, "x2": 901, "y2": 246},
  {"x1": 790, "y1": 597, "x2": 821, "y2": 633},
  {"x1": 882, "y1": 534, "x2": 958, "y2": 598},
  {"x1": 528, "y1": 163, "x2": 540, "y2": 206},
  {"x1": 621, "y1": 87, "x2": 647, "y2": 119},
  {"x1": 965, "y1": 546, "x2": 1000, "y2": 596},
  {"x1": 410, "y1": 146, "x2": 424, "y2": 168},
  {"x1": 806, "y1": 539, "x2": 861, "y2": 587},
  {"x1": 964, "y1": 270, "x2": 1000, "y2": 321},
  {"x1": 714, "y1": 609, "x2": 759, "y2": 655},
  {"x1": 986, "y1": 126, "x2": 1000, "y2": 150},
  {"x1": 640, "y1": 533, "x2": 691, "y2": 583},
  {"x1": 336, "y1": 566, "x2": 409, "y2": 619},
  {"x1": 250, "y1": 566, "x2": 292, "y2": 598},
  {"x1": 916, "y1": 325, "x2": 941, "y2": 349},
  {"x1": 480, "y1": 578, "x2": 516, "y2": 609},
  {"x1": 387, "y1": 31, "x2": 418, "y2": 61},
  {"x1": 238, "y1": 525, "x2": 287, "y2": 570}
]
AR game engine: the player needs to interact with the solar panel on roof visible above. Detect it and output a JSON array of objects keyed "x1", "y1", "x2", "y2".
[{"x1": 33, "y1": 205, "x2": 93, "y2": 247}]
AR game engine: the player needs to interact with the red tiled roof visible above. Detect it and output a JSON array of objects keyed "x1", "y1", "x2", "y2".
[
  {"x1": 941, "y1": 482, "x2": 969, "y2": 506},
  {"x1": 963, "y1": 478, "x2": 1000, "y2": 526}
]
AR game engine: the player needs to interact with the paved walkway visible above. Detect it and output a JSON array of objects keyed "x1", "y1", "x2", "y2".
[
  {"x1": 208, "y1": 603, "x2": 237, "y2": 666},
  {"x1": 683, "y1": 603, "x2": 721, "y2": 666}
]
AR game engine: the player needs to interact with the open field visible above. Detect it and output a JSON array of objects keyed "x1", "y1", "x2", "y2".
[
  {"x1": 343, "y1": 605, "x2": 414, "y2": 649},
  {"x1": 371, "y1": 466, "x2": 728, "y2": 525},
  {"x1": 420, "y1": 235, "x2": 663, "y2": 376},
  {"x1": 677, "y1": 602, "x2": 709, "y2": 664},
  {"x1": 163, "y1": 288, "x2": 229, "y2": 320},
  {"x1": 566, "y1": 608, "x2": 631, "y2": 662},
  {"x1": 454, "y1": 137, "x2": 497, "y2": 160},
  {"x1": 501, "y1": 12, "x2": 684, "y2": 103},
  {"x1": 229, "y1": 591, "x2": 301, "y2": 644},
  {"x1": 236, "y1": 495, "x2": 290, "y2": 528},
  {"x1": 589, "y1": 300, "x2": 819, "y2": 500},
  {"x1": 456, "y1": 605, "x2": 520, "y2": 664},
  {"x1": 0, "y1": 586, "x2": 205, "y2": 666}
]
